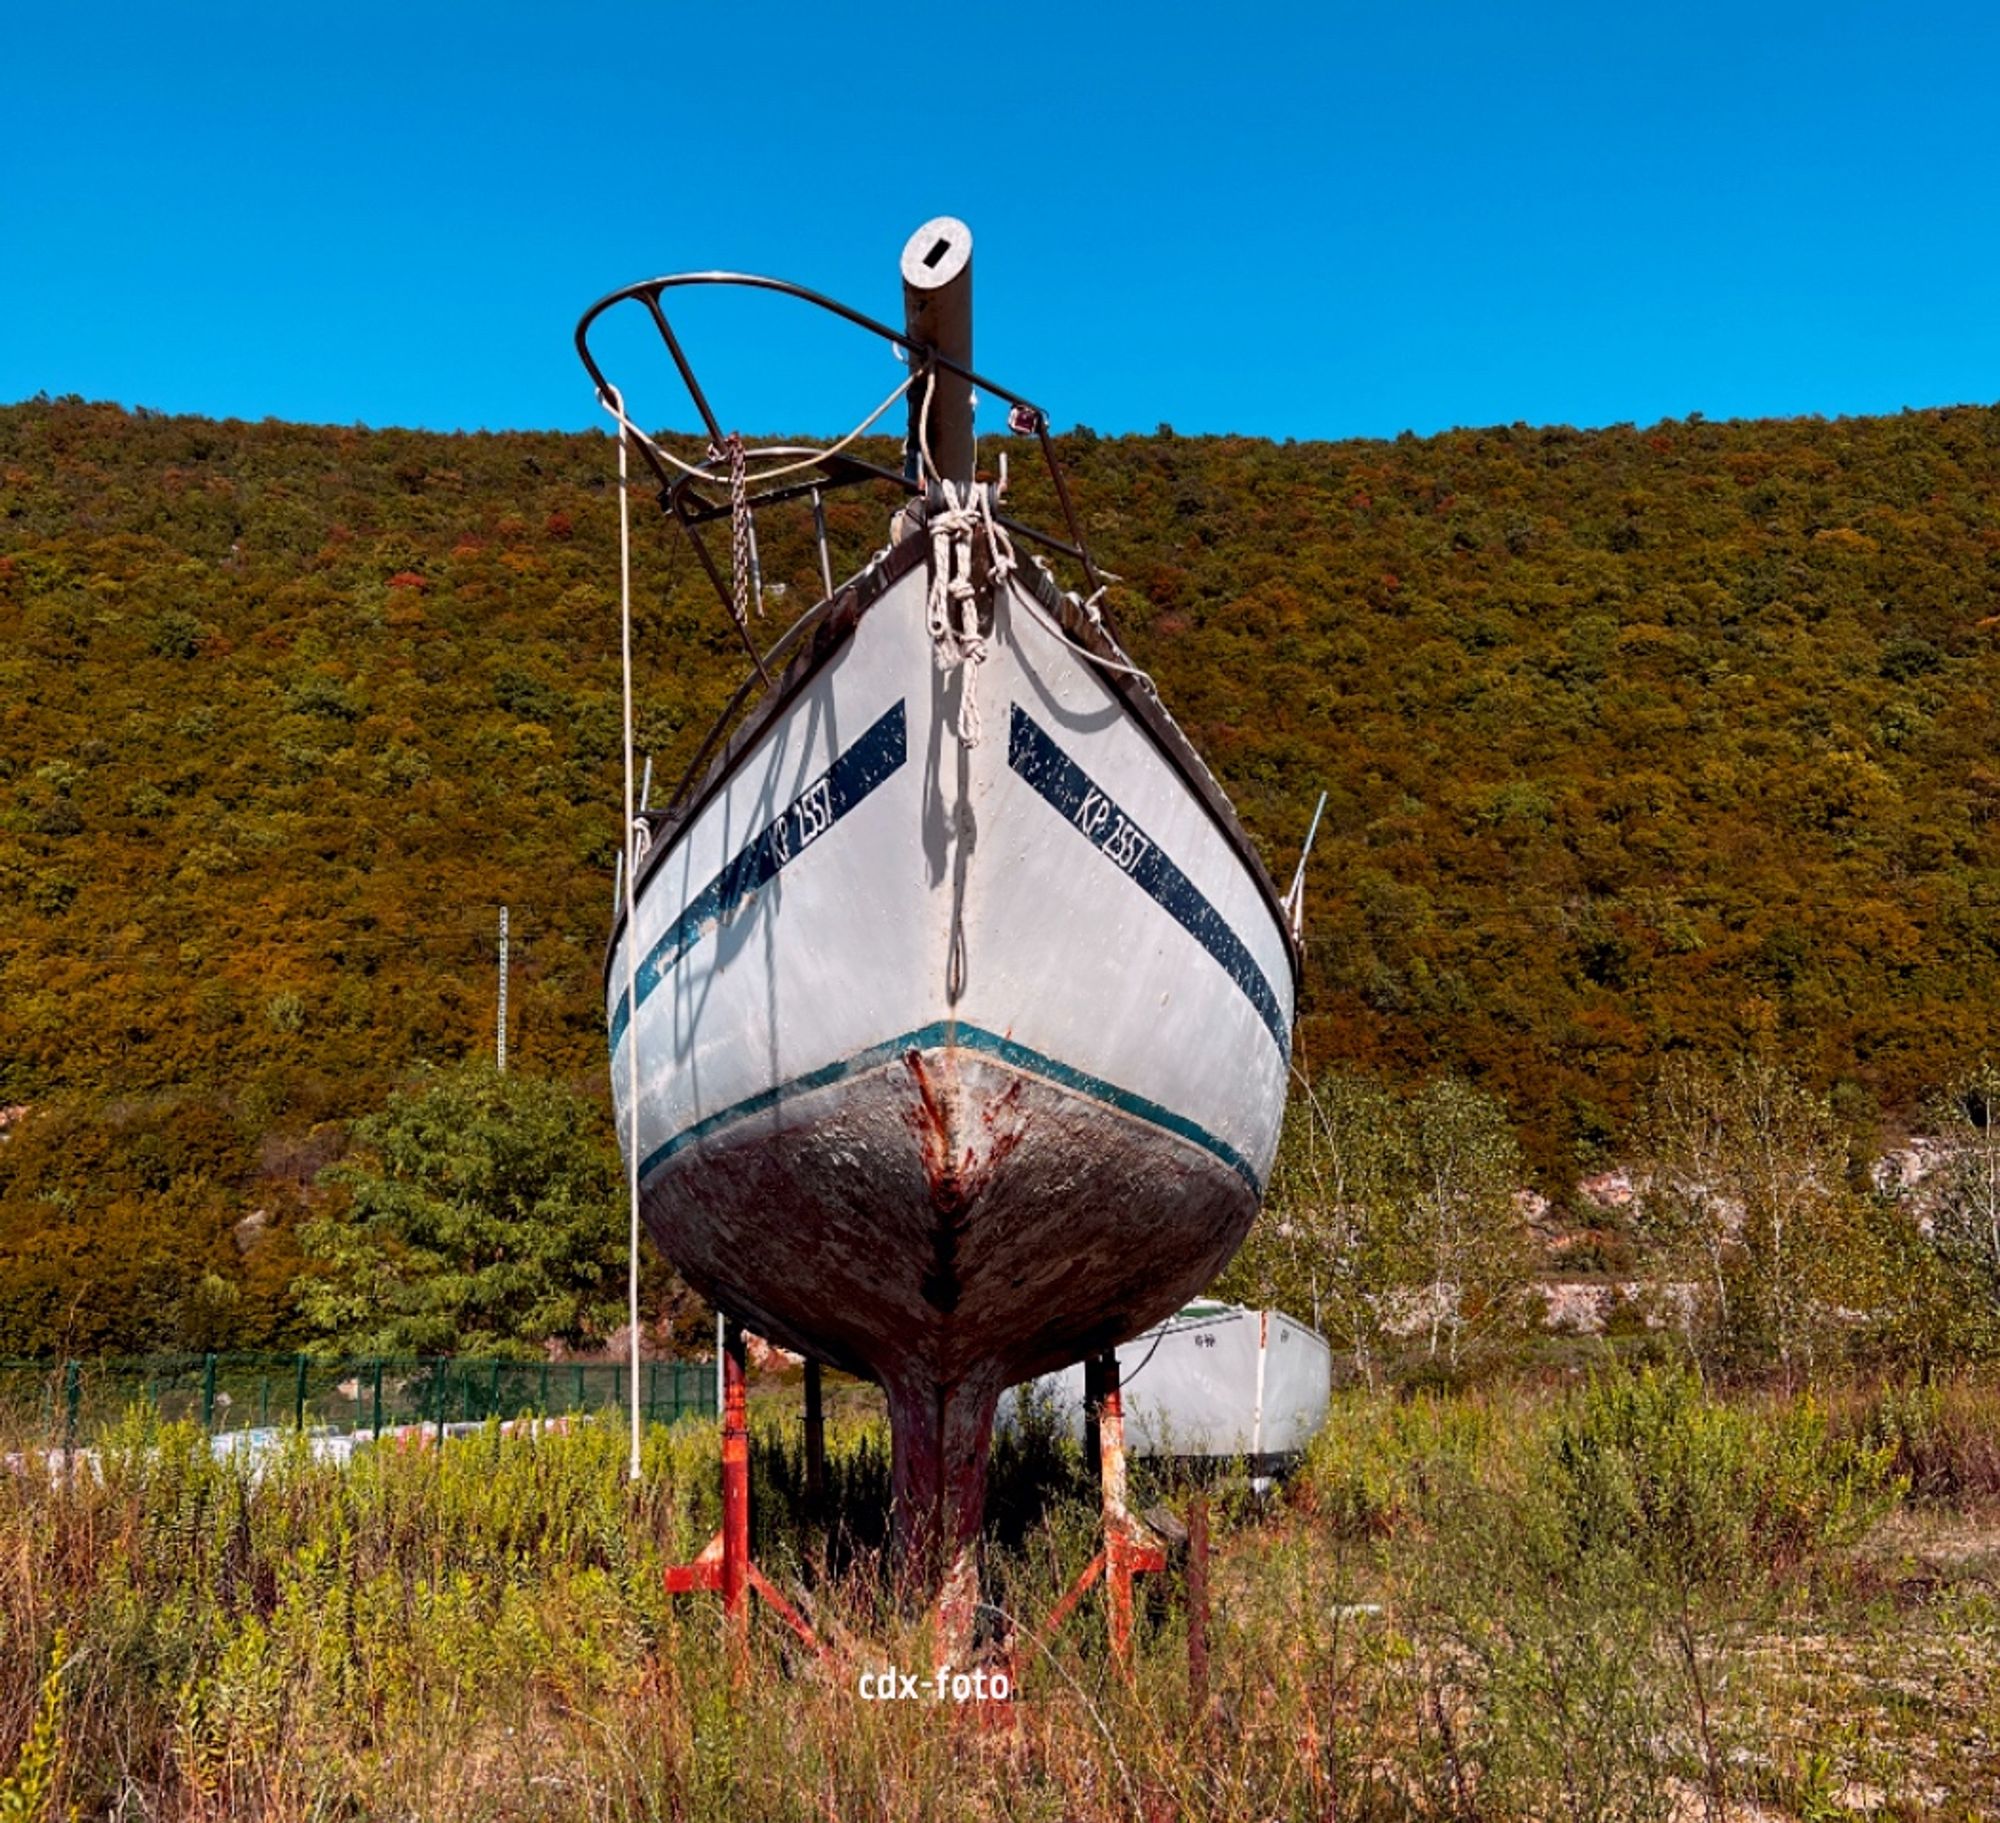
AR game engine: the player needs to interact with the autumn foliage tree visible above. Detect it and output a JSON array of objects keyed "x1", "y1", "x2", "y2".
[{"x1": 7, "y1": 394, "x2": 2000, "y2": 1350}]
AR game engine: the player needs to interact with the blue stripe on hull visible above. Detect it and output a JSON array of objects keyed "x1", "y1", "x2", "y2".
[
  {"x1": 608, "y1": 699, "x2": 908, "y2": 1055},
  {"x1": 1005, "y1": 703, "x2": 1290, "y2": 1055},
  {"x1": 636, "y1": 1021, "x2": 1263, "y2": 1196}
]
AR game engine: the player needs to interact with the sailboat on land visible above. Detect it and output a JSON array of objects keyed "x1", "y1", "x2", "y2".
[{"x1": 579, "y1": 219, "x2": 1302, "y2": 1584}]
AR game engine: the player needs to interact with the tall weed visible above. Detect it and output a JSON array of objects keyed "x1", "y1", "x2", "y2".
[{"x1": 0, "y1": 1374, "x2": 1960, "y2": 1820}]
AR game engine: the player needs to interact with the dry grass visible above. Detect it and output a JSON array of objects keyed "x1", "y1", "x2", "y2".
[{"x1": 0, "y1": 1374, "x2": 1996, "y2": 1819}]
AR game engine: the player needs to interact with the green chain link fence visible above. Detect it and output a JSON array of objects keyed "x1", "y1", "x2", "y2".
[{"x1": 0, "y1": 1354, "x2": 716, "y2": 1449}]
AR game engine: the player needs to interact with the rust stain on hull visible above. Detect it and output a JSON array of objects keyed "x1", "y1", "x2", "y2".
[
  {"x1": 642, "y1": 1043, "x2": 1255, "y2": 1576},
  {"x1": 904, "y1": 1049, "x2": 1030, "y2": 1317}
]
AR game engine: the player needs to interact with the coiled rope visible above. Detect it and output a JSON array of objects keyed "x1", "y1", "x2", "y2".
[
  {"x1": 914, "y1": 365, "x2": 1155, "y2": 737},
  {"x1": 915, "y1": 367, "x2": 1017, "y2": 746},
  {"x1": 922, "y1": 478, "x2": 1004, "y2": 746}
]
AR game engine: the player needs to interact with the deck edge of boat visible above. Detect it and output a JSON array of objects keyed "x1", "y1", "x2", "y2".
[{"x1": 603, "y1": 529, "x2": 1304, "y2": 993}]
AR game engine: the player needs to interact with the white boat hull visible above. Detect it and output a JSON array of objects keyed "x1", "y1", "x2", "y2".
[
  {"x1": 607, "y1": 540, "x2": 1296, "y2": 1538},
  {"x1": 999, "y1": 1302, "x2": 1333, "y2": 1466}
]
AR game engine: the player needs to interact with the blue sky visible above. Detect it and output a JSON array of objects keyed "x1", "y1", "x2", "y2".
[{"x1": 6, "y1": 1, "x2": 1997, "y2": 442}]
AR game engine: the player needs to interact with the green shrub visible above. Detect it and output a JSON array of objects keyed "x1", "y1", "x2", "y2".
[
  {"x1": 0, "y1": 1632, "x2": 68, "y2": 1823},
  {"x1": 1295, "y1": 1385, "x2": 1512, "y2": 1535},
  {"x1": 1547, "y1": 1366, "x2": 1903, "y2": 1590},
  {"x1": 1850, "y1": 1378, "x2": 2000, "y2": 1506}
]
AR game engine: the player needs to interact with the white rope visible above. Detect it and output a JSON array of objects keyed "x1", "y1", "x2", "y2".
[
  {"x1": 1012, "y1": 577, "x2": 1157, "y2": 690},
  {"x1": 916, "y1": 363, "x2": 943, "y2": 490},
  {"x1": 601, "y1": 381, "x2": 645, "y2": 1486},
  {"x1": 924, "y1": 479, "x2": 991, "y2": 745},
  {"x1": 915, "y1": 367, "x2": 1006, "y2": 746},
  {"x1": 598, "y1": 370, "x2": 914, "y2": 495}
]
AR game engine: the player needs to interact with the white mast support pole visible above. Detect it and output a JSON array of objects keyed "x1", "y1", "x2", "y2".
[
  {"x1": 639, "y1": 753, "x2": 653, "y2": 815},
  {"x1": 496, "y1": 906, "x2": 509, "y2": 1073},
  {"x1": 610, "y1": 386, "x2": 645, "y2": 1484},
  {"x1": 901, "y1": 217, "x2": 975, "y2": 487},
  {"x1": 811, "y1": 488, "x2": 835, "y2": 601},
  {"x1": 1284, "y1": 791, "x2": 1329, "y2": 939}
]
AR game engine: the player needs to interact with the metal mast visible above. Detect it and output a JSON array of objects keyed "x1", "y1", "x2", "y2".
[{"x1": 901, "y1": 217, "x2": 975, "y2": 486}]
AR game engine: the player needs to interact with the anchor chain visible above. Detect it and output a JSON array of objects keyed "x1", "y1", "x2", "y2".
[{"x1": 723, "y1": 430, "x2": 758, "y2": 638}]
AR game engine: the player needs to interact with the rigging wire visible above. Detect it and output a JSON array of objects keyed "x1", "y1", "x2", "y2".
[
  {"x1": 608, "y1": 370, "x2": 914, "y2": 495},
  {"x1": 605, "y1": 381, "x2": 645, "y2": 1485},
  {"x1": 912, "y1": 362, "x2": 1158, "y2": 697}
]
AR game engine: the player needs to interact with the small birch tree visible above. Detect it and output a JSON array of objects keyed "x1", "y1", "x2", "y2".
[
  {"x1": 1395, "y1": 1074, "x2": 1535, "y2": 1369},
  {"x1": 1224, "y1": 1069, "x2": 1534, "y2": 1377},
  {"x1": 1223, "y1": 1072, "x2": 1411, "y2": 1383},
  {"x1": 1637, "y1": 1055, "x2": 1876, "y2": 1384},
  {"x1": 1923, "y1": 1061, "x2": 2000, "y2": 1340}
]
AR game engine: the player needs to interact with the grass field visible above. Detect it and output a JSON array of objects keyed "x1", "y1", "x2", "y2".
[{"x1": 2, "y1": 1367, "x2": 1997, "y2": 1820}]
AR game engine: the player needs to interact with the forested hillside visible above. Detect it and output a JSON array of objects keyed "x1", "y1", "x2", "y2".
[{"x1": 3, "y1": 396, "x2": 1998, "y2": 1352}]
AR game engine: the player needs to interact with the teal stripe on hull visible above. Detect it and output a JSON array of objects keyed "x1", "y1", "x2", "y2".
[{"x1": 636, "y1": 1022, "x2": 1263, "y2": 1196}]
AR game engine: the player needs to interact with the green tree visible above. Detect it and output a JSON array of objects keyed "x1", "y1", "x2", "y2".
[
  {"x1": 1224, "y1": 1069, "x2": 1534, "y2": 1375},
  {"x1": 1637, "y1": 1056, "x2": 1881, "y2": 1383},
  {"x1": 1394, "y1": 1074, "x2": 1537, "y2": 1369},
  {"x1": 296, "y1": 1064, "x2": 626, "y2": 1356},
  {"x1": 1222, "y1": 1071, "x2": 1411, "y2": 1383},
  {"x1": 1916, "y1": 1060, "x2": 2000, "y2": 1349}
]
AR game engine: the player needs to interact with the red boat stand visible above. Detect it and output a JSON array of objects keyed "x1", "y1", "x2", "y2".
[
  {"x1": 1037, "y1": 1349, "x2": 1167, "y2": 1668},
  {"x1": 663, "y1": 1318, "x2": 825, "y2": 1676},
  {"x1": 665, "y1": 1331, "x2": 1164, "y2": 1689}
]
